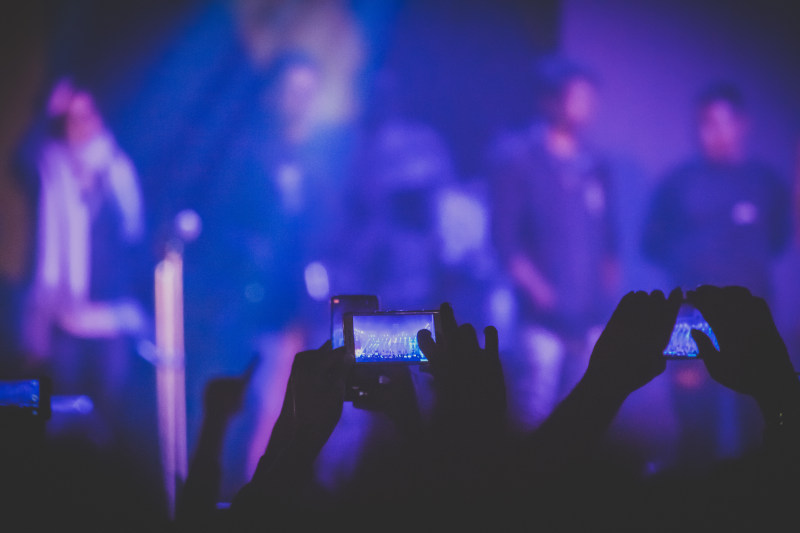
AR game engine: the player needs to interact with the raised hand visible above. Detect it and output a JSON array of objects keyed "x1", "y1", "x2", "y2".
[
  {"x1": 519, "y1": 289, "x2": 681, "y2": 481},
  {"x1": 415, "y1": 302, "x2": 507, "y2": 508},
  {"x1": 351, "y1": 364, "x2": 422, "y2": 437},
  {"x1": 687, "y1": 285, "x2": 800, "y2": 504},
  {"x1": 687, "y1": 285, "x2": 799, "y2": 417},
  {"x1": 230, "y1": 341, "x2": 350, "y2": 520},
  {"x1": 417, "y1": 302, "x2": 506, "y2": 430},
  {"x1": 276, "y1": 340, "x2": 350, "y2": 453},
  {"x1": 582, "y1": 288, "x2": 682, "y2": 399},
  {"x1": 203, "y1": 360, "x2": 255, "y2": 424},
  {"x1": 177, "y1": 362, "x2": 255, "y2": 530}
]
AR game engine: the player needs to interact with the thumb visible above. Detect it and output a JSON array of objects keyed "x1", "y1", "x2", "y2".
[
  {"x1": 691, "y1": 328, "x2": 720, "y2": 369},
  {"x1": 484, "y1": 325, "x2": 499, "y2": 355},
  {"x1": 417, "y1": 328, "x2": 439, "y2": 363}
]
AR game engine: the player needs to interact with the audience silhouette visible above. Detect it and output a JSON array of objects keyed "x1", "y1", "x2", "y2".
[
  {"x1": 161, "y1": 285, "x2": 800, "y2": 530},
  {"x1": 4, "y1": 284, "x2": 797, "y2": 530}
]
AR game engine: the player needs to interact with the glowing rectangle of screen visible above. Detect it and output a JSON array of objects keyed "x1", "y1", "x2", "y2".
[{"x1": 353, "y1": 313, "x2": 433, "y2": 363}]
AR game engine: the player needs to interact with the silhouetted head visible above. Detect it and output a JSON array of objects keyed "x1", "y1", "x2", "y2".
[
  {"x1": 47, "y1": 77, "x2": 104, "y2": 148},
  {"x1": 695, "y1": 83, "x2": 748, "y2": 164},
  {"x1": 535, "y1": 56, "x2": 599, "y2": 132},
  {"x1": 65, "y1": 91, "x2": 103, "y2": 147}
]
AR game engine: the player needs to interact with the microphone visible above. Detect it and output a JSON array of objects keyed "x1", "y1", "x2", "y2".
[
  {"x1": 163, "y1": 208, "x2": 202, "y2": 254},
  {"x1": 174, "y1": 208, "x2": 202, "y2": 243}
]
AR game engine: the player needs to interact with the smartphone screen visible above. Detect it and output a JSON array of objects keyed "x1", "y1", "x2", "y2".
[
  {"x1": 345, "y1": 311, "x2": 439, "y2": 363},
  {"x1": 0, "y1": 379, "x2": 50, "y2": 418},
  {"x1": 663, "y1": 302, "x2": 720, "y2": 358},
  {"x1": 330, "y1": 295, "x2": 379, "y2": 349},
  {"x1": 0, "y1": 379, "x2": 39, "y2": 409}
]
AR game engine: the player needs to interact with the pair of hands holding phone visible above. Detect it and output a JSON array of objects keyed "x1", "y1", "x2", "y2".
[
  {"x1": 415, "y1": 285, "x2": 798, "y2": 434},
  {"x1": 584, "y1": 285, "x2": 798, "y2": 413}
]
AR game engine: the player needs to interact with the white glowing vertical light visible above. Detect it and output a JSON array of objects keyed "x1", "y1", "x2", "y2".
[{"x1": 155, "y1": 249, "x2": 188, "y2": 519}]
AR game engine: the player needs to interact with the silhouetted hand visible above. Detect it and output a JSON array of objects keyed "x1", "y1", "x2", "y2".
[
  {"x1": 687, "y1": 285, "x2": 800, "y2": 418},
  {"x1": 417, "y1": 302, "x2": 506, "y2": 429},
  {"x1": 352, "y1": 364, "x2": 422, "y2": 436},
  {"x1": 177, "y1": 363, "x2": 255, "y2": 530},
  {"x1": 203, "y1": 362, "x2": 254, "y2": 424},
  {"x1": 258, "y1": 340, "x2": 350, "y2": 472},
  {"x1": 518, "y1": 289, "x2": 681, "y2": 486},
  {"x1": 687, "y1": 285, "x2": 800, "y2": 509},
  {"x1": 277, "y1": 340, "x2": 350, "y2": 453},
  {"x1": 582, "y1": 288, "x2": 682, "y2": 399},
  {"x1": 230, "y1": 341, "x2": 349, "y2": 520},
  {"x1": 415, "y1": 302, "x2": 507, "y2": 509}
]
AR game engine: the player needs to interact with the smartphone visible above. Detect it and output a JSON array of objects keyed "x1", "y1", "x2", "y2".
[
  {"x1": 663, "y1": 302, "x2": 720, "y2": 358},
  {"x1": 344, "y1": 310, "x2": 440, "y2": 364},
  {"x1": 330, "y1": 295, "x2": 379, "y2": 349},
  {"x1": 0, "y1": 378, "x2": 51, "y2": 419}
]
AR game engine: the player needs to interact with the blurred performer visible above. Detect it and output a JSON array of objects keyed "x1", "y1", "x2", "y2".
[
  {"x1": 308, "y1": 67, "x2": 504, "y2": 500},
  {"x1": 205, "y1": 51, "x2": 355, "y2": 498},
  {"x1": 343, "y1": 68, "x2": 496, "y2": 316},
  {"x1": 642, "y1": 84, "x2": 791, "y2": 303},
  {"x1": 23, "y1": 78, "x2": 146, "y2": 443},
  {"x1": 641, "y1": 83, "x2": 792, "y2": 467},
  {"x1": 489, "y1": 57, "x2": 619, "y2": 428}
]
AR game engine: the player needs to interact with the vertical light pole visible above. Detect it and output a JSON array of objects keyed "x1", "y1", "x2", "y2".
[{"x1": 154, "y1": 209, "x2": 200, "y2": 519}]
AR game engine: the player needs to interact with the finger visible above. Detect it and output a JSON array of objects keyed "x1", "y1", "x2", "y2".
[
  {"x1": 659, "y1": 287, "x2": 683, "y2": 341},
  {"x1": 456, "y1": 323, "x2": 480, "y2": 359},
  {"x1": 329, "y1": 346, "x2": 351, "y2": 381},
  {"x1": 290, "y1": 349, "x2": 313, "y2": 373},
  {"x1": 686, "y1": 287, "x2": 721, "y2": 331},
  {"x1": 752, "y1": 296, "x2": 778, "y2": 327},
  {"x1": 606, "y1": 291, "x2": 637, "y2": 327},
  {"x1": 617, "y1": 290, "x2": 650, "y2": 328},
  {"x1": 439, "y1": 302, "x2": 458, "y2": 348},
  {"x1": 691, "y1": 329, "x2": 721, "y2": 370},
  {"x1": 298, "y1": 342, "x2": 340, "y2": 375},
  {"x1": 317, "y1": 339, "x2": 333, "y2": 353},
  {"x1": 668, "y1": 286, "x2": 684, "y2": 302},
  {"x1": 649, "y1": 289, "x2": 665, "y2": 302},
  {"x1": 689, "y1": 284, "x2": 719, "y2": 297},
  {"x1": 620, "y1": 289, "x2": 647, "y2": 310},
  {"x1": 721, "y1": 285, "x2": 753, "y2": 298},
  {"x1": 484, "y1": 325, "x2": 499, "y2": 355},
  {"x1": 686, "y1": 285, "x2": 715, "y2": 308},
  {"x1": 418, "y1": 328, "x2": 439, "y2": 363}
]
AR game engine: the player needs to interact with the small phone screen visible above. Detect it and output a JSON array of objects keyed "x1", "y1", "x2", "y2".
[
  {"x1": 330, "y1": 295, "x2": 379, "y2": 349},
  {"x1": 349, "y1": 312, "x2": 437, "y2": 363},
  {"x1": 0, "y1": 379, "x2": 41, "y2": 413},
  {"x1": 663, "y1": 303, "x2": 720, "y2": 358}
]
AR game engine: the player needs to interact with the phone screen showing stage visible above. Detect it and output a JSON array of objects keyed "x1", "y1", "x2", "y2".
[
  {"x1": 663, "y1": 303, "x2": 720, "y2": 358},
  {"x1": 331, "y1": 295, "x2": 379, "y2": 349},
  {"x1": 351, "y1": 312, "x2": 435, "y2": 363}
]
